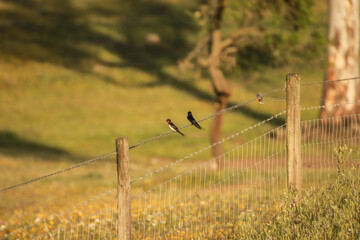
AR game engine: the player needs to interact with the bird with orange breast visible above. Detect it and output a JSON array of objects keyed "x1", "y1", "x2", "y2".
[{"x1": 166, "y1": 119, "x2": 185, "y2": 136}]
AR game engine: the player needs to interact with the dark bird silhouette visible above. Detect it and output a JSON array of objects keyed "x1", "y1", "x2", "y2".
[
  {"x1": 187, "y1": 111, "x2": 203, "y2": 130},
  {"x1": 166, "y1": 119, "x2": 185, "y2": 136}
]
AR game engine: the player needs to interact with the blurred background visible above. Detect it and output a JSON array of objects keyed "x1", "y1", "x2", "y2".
[
  {"x1": 1, "y1": 0, "x2": 359, "y2": 237},
  {"x1": 0, "y1": 0, "x2": 327, "y2": 161}
]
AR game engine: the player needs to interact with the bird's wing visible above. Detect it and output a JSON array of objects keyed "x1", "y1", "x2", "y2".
[
  {"x1": 168, "y1": 124, "x2": 177, "y2": 132},
  {"x1": 194, "y1": 121, "x2": 202, "y2": 129}
]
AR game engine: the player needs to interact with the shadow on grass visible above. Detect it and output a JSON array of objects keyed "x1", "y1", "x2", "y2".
[
  {"x1": 143, "y1": 71, "x2": 285, "y2": 126},
  {"x1": 0, "y1": 131, "x2": 70, "y2": 159},
  {"x1": 0, "y1": 0, "x2": 283, "y2": 126},
  {"x1": 0, "y1": 0, "x2": 197, "y2": 73},
  {"x1": 113, "y1": 1, "x2": 284, "y2": 125},
  {"x1": 1, "y1": 0, "x2": 96, "y2": 72},
  {"x1": 116, "y1": 0, "x2": 198, "y2": 71}
]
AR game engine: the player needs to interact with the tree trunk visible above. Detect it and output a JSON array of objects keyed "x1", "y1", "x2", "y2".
[
  {"x1": 321, "y1": 0, "x2": 359, "y2": 119},
  {"x1": 208, "y1": 0, "x2": 231, "y2": 169}
]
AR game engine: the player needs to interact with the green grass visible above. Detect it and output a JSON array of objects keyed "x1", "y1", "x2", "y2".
[
  {"x1": 215, "y1": 167, "x2": 360, "y2": 240},
  {"x1": 0, "y1": 0, "x2": 331, "y2": 238},
  {"x1": 0, "y1": 0, "x2": 326, "y2": 162}
]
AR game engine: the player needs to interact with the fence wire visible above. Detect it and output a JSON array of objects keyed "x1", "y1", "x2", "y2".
[
  {"x1": 0, "y1": 86, "x2": 284, "y2": 194},
  {"x1": 3, "y1": 77, "x2": 360, "y2": 239},
  {"x1": 35, "y1": 206, "x2": 118, "y2": 240},
  {"x1": 4, "y1": 77, "x2": 358, "y2": 195},
  {"x1": 4, "y1": 189, "x2": 117, "y2": 240},
  {"x1": 128, "y1": 104, "x2": 360, "y2": 239},
  {"x1": 5, "y1": 110, "x2": 360, "y2": 240},
  {"x1": 130, "y1": 124, "x2": 287, "y2": 239},
  {"x1": 130, "y1": 110, "x2": 286, "y2": 185},
  {"x1": 128, "y1": 86, "x2": 285, "y2": 150},
  {"x1": 0, "y1": 154, "x2": 118, "y2": 240},
  {"x1": 301, "y1": 113, "x2": 360, "y2": 188},
  {"x1": 300, "y1": 76, "x2": 360, "y2": 86},
  {"x1": 0, "y1": 152, "x2": 116, "y2": 193}
]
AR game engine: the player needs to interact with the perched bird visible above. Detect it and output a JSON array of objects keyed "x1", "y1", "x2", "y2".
[
  {"x1": 187, "y1": 111, "x2": 202, "y2": 130},
  {"x1": 166, "y1": 119, "x2": 185, "y2": 136}
]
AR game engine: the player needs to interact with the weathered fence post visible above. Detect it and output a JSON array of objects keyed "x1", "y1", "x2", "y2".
[
  {"x1": 116, "y1": 138, "x2": 131, "y2": 240},
  {"x1": 286, "y1": 73, "x2": 302, "y2": 198}
]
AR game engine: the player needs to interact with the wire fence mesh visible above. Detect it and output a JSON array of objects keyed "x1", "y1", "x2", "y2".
[
  {"x1": 130, "y1": 123, "x2": 288, "y2": 239},
  {"x1": 128, "y1": 107, "x2": 360, "y2": 239},
  {"x1": 0, "y1": 154, "x2": 118, "y2": 240},
  {"x1": 36, "y1": 206, "x2": 118, "y2": 240},
  {"x1": 2, "y1": 110, "x2": 360, "y2": 240},
  {"x1": 2, "y1": 77, "x2": 360, "y2": 239},
  {"x1": 301, "y1": 113, "x2": 360, "y2": 188}
]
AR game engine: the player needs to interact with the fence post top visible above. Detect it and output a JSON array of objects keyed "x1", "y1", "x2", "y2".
[
  {"x1": 116, "y1": 137, "x2": 129, "y2": 143},
  {"x1": 287, "y1": 73, "x2": 299, "y2": 76},
  {"x1": 286, "y1": 73, "x2": 300, "y2": 79}
]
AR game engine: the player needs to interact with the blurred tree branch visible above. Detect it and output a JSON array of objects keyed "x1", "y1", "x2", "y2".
[{"x1": 179, "y1": 0, "x2": 317, "y2": 166}]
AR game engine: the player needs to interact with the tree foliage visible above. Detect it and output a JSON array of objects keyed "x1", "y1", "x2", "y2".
[{"x1": 181, "y1": 0, "x2": 326, "y2": 72}]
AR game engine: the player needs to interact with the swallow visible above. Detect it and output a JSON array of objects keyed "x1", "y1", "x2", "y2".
[
  {"x1": 187, "y1": 111, "x2": 202, "y2": 130},
  {"x1": 166, "y1": 119, "x2": 185, "y2": 136}
]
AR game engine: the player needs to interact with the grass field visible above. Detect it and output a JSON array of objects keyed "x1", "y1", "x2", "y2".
[{"x1": 0, "y1": 0, "x2": 335, "y2": 238}]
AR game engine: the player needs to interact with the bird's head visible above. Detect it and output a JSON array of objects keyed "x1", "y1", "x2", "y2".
[
  {"x1": 166, "y1": 119, "x2": 171, "y2": 123},
  {"x1": 188, "y1": 111, "x2": 192, "y2": 115}
]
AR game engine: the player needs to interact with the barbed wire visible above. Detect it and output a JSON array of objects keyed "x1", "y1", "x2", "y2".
[
  {"x1": 0, "y1": 151, "x2": 116, "y2": 193},
  {"x1": 0, "y1": 88, "x2": 284, "y2": 193},
  {"x1": 3, "y1": 101, "x2": 357, "y2": 194},
  {"x1": 131, "y1": 100, "x2": 360, "y2": 185},
  {"x1": 131, "y1": 130, "x2": 286, "y2": 201},
  {"x1": 128, "y1": 86, "x2": 285, "y2": 149},
  {"x1": 130, "y1": 110, "x2": 286, "y2": 184},
  {"x1": 301, "y1": 76, "x2": 360, "y2": 86},
  {"x1": 259, "y1": 99, "x2": 285, "y2": 103},
  {"x1": 133, "y1": 149, "x2": 285, "y2": 231},
  {"x1": 2, "y1": 76, "x2": 360, "y2": 239},
  {"x1": 127, "y1": 76, "x2": 360, "y2": 150},
  {"x1": 300, "y1": 100, "x2": 360, "y2": 112},
  {"x1": 1, "y1": 78, "x2": 358, "y2": 193}
]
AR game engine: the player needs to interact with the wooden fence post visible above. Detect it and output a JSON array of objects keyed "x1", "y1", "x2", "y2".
[
  {"x1": 116, "y1": 138, "x2": 131, "y2": 240},
  {"x1": 286, "y1": 73, "x2": 302, "y2": 197}
]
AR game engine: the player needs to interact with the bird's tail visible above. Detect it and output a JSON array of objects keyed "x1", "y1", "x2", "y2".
[{"x1": 196, "y1": 124, "x2": 205, "y2": 131}]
